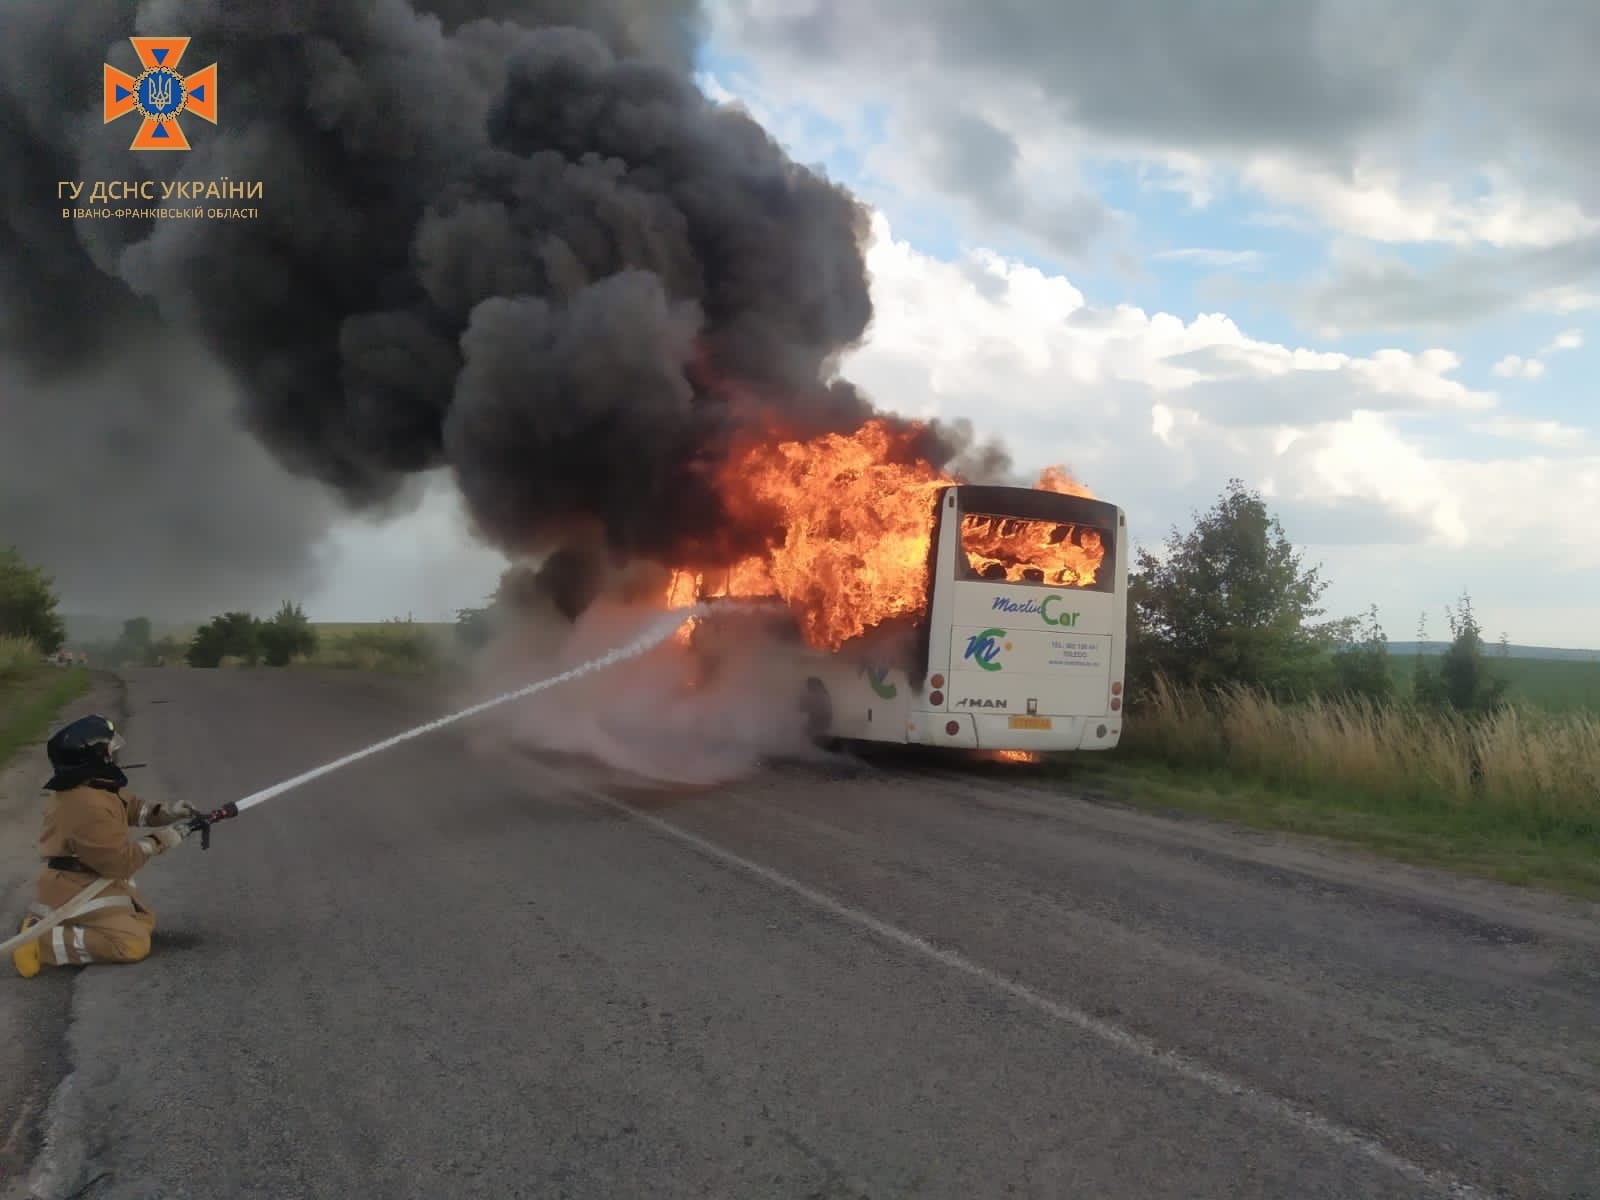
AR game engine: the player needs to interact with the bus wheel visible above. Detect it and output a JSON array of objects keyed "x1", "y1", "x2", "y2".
[{"x1": 801, "y1": 677, "x2": 833, "y2": 741}]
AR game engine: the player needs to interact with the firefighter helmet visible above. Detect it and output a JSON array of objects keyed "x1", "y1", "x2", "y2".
[{"x1": 45, "y1": 715, "x2": 125, "y2": 769}]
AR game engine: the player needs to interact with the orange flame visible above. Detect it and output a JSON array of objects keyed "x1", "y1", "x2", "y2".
[
  {"x1": 669, "y1": 419, "x2": 1101, "y2": 652},
  {"x1": 1036, "y1": 465, "x2": 1096, "y2": 498},
  {"x1": 960, "y1": 514, "x2": 1104, "y2": 588}
]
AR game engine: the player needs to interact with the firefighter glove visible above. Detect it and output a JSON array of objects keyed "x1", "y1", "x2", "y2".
[
  {"x1": 150, "y1": 798, "x2": 196, "y2": 822},
  {"x1": 144, "y1": 824, "x2": 191, "y2": 854}
]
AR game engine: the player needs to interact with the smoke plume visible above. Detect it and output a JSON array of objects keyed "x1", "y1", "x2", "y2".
[
  {"x1": 0, "y1": 0, "x2": 1002, "y2": 618},
  {"x1": 465, "y1": 595, "x2": 829, "y2": 789}
]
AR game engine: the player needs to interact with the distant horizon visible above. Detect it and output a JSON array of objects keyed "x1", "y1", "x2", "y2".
[{"x1": 57, "y1": 610, "x2": 1600, "y2": 657}]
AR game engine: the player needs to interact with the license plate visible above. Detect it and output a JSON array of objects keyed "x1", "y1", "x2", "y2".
[{"x1": 1008, "y1": 715, "x2": 1052, "y2": 730}]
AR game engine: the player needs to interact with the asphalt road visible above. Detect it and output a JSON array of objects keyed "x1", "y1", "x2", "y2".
[{"x1": 3, "y1": 667, "x2": 1598, "y2": 1200}]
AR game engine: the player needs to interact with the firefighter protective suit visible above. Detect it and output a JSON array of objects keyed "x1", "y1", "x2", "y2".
[
  {"x1": 12, "y1": 714, "x2": 195, "y2": 976},
  {"x1": 27, "y1": 785, "x2": 191, "y2": 967}
]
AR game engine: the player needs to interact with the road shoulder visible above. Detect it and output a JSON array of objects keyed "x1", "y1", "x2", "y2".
[{"x1": 0, "y1": 675, "x2": 126, "y2": 1196}]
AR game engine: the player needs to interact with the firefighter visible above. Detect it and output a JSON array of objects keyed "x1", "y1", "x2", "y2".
[{"x1": 11, "y1": 714, "x2": 197, "y2": 977}]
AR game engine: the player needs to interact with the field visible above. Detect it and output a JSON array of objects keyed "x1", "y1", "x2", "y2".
[
  {"x1": 1387, "y1": 652, "x2": 1600, "y2": 713},
  {"x1": 1074, "y1": 660, "x2": 1600, "y2": 899},
  {"x1": 308, "y1": 621, "x2": 456, "y2": 639},
  {"x1": 302, "y1": 621, "x2": 459, "y2": 673},
  {"x1": 64, "y1": 620, "x2": 465, "y2": 675}
]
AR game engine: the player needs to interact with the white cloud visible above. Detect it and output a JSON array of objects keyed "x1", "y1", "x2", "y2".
[
  {"x1": 1151, "y1": 248, "x2": 1265, "y2": 270},
  {"x1": 858, "y1": 213, "x2": 1492, "y2": 422},
  {"x1": 1528, "y1": 286, "x2": 1600, "y2": 315},
  {"x1": 1489, "y1": 328, "x2": 1585, "y2": 382},
  {"x1": 694, "y1": 71, "x2": 738, "y2": 107},
  {"x1": 1243, "y1": 158, "x2": 1600, "y2": 251},
  {"x1": 1492, "y1": 354, "x2": 1546, "y2": 379},
  {"x1": 711, "y1": 1, "x2": 1600, "y2": 265},
  {"x1": 1467, "y1": 416, "x2": 1592, "y2": 450},
  {"x1": 1137, "y1": 153, "x2": 1218, "y2": 209},
  {"x1": 843, "y1": 214, "x2": 1600, "y2": 581}
]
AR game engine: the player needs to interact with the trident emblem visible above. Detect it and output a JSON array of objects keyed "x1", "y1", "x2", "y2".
[
  {"x1": 104, "y1": 37, "x2": 218, "y2": 151},
  {"x1": 146, "y1": 73, "x2": 174, "y2": 112}
]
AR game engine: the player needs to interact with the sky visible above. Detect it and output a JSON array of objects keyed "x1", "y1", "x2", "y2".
[{"x1": 306, "y1": 0, "x2": 1599, "y2": 649}]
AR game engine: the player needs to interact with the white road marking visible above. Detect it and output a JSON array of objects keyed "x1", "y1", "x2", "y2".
[{"x1": 593, "y1": 792, "x2": 1491, "y2": 1200}]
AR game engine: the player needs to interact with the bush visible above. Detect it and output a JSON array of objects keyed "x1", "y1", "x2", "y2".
[
  {"x1": 455, "y1": 605, "x2": 494, "y2": 651},
  {"x1": 260, "y1": 602, "x2": 318, "y2": 666},
  {"x1": 0, "y1": 547, "x2": 66, "y2": 655},
  {"x1": 187, "y1": 611, "x2": 263, "y2": 668},
  {"x1": 121, "y1": 616, "x2": 152, "y2": 653},
  {"x1": 1414, "y1": 591, "x2": 1509, "y2": 719},
  {"x1": 1328, "y1": 604, "x2": 1393, "y2": 704}
]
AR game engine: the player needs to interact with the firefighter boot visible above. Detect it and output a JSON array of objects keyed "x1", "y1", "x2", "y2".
[{"x1": 11, "y1": 915, "x2": 42, "y2": 978}]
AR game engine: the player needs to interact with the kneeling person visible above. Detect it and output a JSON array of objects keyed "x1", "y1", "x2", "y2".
[{"x1": 12, "y1": 715, "x2": 196, "y2": 977}]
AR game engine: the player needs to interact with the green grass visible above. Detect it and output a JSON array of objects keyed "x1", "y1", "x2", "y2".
[
  {"x1": 1389, "y1": 653, "x2": 1600, "y2": 714},
  {"x1": 310, "y1": 621, "x2": 454, "y2": 638},
  {"x1": 0, "y1": 663, "x2": 92, "y2": 769},
  {"x1": 1077, "y1": 676, "x2": 1600, "y2": 900},
  {"x1": 303, "y1": 621, "x2": 459, "y2": 675},
  {"x1": 1066, "y1": 758, "x2": 1600, "y2": 900}
]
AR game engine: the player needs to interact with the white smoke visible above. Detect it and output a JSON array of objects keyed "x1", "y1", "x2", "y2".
[{"x1": 465, "y1": 592, "x2": 832, "y2": 788}]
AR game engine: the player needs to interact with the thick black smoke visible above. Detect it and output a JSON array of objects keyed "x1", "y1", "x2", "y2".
[{"x1": 1, "y1": 0, "x2": 1002, "y2": 616}]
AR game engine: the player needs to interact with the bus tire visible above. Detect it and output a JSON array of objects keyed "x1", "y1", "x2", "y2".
[{"x1": 801, "y1": 677, "x2": 833, "y2": 741}]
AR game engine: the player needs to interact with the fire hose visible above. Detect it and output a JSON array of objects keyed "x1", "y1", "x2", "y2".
[{"x1": 3, "y1": 604, "x2": 709, "y2": 961}]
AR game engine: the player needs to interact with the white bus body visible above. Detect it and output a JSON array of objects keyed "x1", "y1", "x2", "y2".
[{"x1": 804, "y1": 484, "x2": 1128, "y2": 752}]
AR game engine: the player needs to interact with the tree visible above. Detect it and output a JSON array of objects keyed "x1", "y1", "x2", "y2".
[
  {"x1": 1128, "y1": 479, "x2": 1353, "y2": 699},
  {"x1": 454, "y1": 604, "x2": 494, "y2": 651},
  {"x1": 111, "y1": 617, "x2": 154, "y2": 667},
  {"x1": 1329, "y1": 603, "x2": 1392, "y2": 704},
  {"x1": 150, "y1": 635, "x2": 185, "y2": 667},
  {"x1": 0, "y1": 546, "x2": 67, "y2": 654},
  {"x1": 259, "y1": 602, "x2": 318, "y2": 666},
  {"x1": 1413, "y1": 590, "x2": 1508, "y2": 718},
  {"x1": 187, "y1": 611, "x2": 262, "y2": 667}
]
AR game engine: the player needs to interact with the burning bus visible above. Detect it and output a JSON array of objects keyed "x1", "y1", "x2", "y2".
[
  {"x1": 802, "y1": 482, "x2": 1128, "y2": 753},
  {"x1": 666, "y1": 422, "x2": 1130, "y2": 754}
]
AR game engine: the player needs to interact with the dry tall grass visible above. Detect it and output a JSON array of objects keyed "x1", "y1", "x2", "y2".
[
  {"x1": 309, "y1": 625, "x2": 448, "y2": 674},
  {"x1": 0, "y1": 635, "x2": 40, "y2": 681},
  {"x1": 1124, "y1": 674, "x2": 1600, "y2": 838}
]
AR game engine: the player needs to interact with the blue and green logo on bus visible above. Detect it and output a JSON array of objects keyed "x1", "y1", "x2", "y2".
[
  {"x1": 991, "y1": 595, "x2": 1079, "y2": 626},
  {"x1": 963, "y1": 627, "x2": 1010, "y2": 672},
  {"x1": 862, "y1": 663, "x2": 898, "y2": 698}
]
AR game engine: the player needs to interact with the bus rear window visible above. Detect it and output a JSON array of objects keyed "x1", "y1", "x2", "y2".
[{"x1": 959, "y1": 511, "x2": 1110, "y2": 591}]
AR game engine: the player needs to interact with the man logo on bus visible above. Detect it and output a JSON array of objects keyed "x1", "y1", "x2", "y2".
[{"x1": 963, "y1": 628, "x2": 1010, "y2": 672}]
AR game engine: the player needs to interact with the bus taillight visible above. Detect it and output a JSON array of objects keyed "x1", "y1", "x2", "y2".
[
  {"x1": 1111, "y1": 681, "x2": 1122, "y2": 695},
  {"x1": 931, "y1": 673, "x2": 945, "y2": 689},
  {"x1": 1110, "y1": 680, "x2": 1123, "y2": 712}
]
